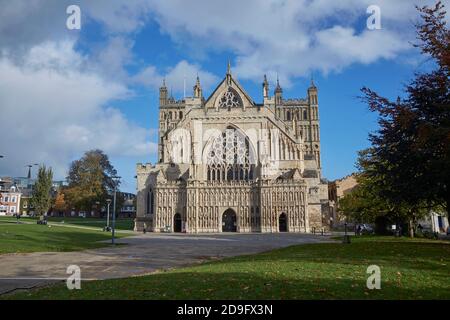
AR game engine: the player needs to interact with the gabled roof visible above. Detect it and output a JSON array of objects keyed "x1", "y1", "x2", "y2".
[{"x1": 205, "y1": 71, "x2": 255, "y2": 107}]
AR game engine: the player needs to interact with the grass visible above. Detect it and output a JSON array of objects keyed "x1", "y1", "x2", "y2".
[
  {"x1": 0, "y1": 216, "x2": 135, "y2": 231},
  {"x1": 5, "y1": 236, "x2": 450, "y2": 300},
  {"x1": 47, "y1": 216, "x2": 134, "y2": 230},
  {"x1": 0, "y1": 218, "x2": 129, "y2": 254}
]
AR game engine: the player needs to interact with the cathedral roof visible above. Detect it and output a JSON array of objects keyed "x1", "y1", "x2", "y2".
[{"x1": 204, "y1": 63, "x2": 255, "y2": 107}]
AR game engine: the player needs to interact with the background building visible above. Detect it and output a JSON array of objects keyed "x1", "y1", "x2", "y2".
[
  {"x1": 119, "y1": 192, "x2": 136, "y2": 218},
  {"x1": 328, "y1": 174, "x2": 358, "y2": 226},
  {"x1": 0, "y1": 178, "x2": 21, "y2": 216}
]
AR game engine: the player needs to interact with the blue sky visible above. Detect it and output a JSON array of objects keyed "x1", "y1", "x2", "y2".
[{"x1": 0, "y1": 0, "x2": 447, "y2": 193}]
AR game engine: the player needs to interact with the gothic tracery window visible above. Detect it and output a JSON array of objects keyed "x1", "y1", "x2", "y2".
[
  {"x1": 206, "y1": 128, "x2": 254, "y2": 181},
  {"x1": 218, "y1": 88, "x2": 243, "y2": 110}
]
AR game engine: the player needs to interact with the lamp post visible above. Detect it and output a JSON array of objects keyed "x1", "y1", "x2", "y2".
[
  {"x1": 106, "y1": 199, "x2": 112, "y2": 231},
  {"x1": 111, "y1": 176, "x2": 121, "y2": 245},
  {"x1": 343, "y1": 221, "x2": 351, "y2": 244}
]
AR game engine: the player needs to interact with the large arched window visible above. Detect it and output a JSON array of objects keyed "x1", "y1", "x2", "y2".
[
  {"x1": 206, "y1": 127, "x2": 255, "y2": 182},
  {"x1": 218, "y1": 88, "x2": 243, "y2": 111}
]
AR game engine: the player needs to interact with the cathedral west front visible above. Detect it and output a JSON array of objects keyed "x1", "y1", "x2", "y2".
[{"x1": 135, "y1": 63, "x2": 330, "y2": 233}]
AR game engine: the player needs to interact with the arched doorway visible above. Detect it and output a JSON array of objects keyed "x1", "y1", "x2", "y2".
[
  {"x1": 173, "y1": 213, "x2": 182, "y2": 233},
  {"x1": 279, "y1": 213, "x2": 287, "y2": 232},
  {"x1": 222, "y1": 209, "x2": 237, "y2": 232}
]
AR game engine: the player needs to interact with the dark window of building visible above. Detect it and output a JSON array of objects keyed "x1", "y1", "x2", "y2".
[{"x1": 147, "y1": 189, "x2": 154, "y2": 215}]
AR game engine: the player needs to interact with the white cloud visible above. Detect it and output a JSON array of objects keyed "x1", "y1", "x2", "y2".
[
  {"x1": 1, "y1": 0, "x2": 447, "y2": 86},
  {"x1": 88, "y1": 36, "x2": 136, "y2": 82},
  {"x1": 133, "y1": 60, "x2": 220, "y2": 96},
  {"x1": 143, "y1": 0, "x2": 449, "y2": 85},
  {"x1": 0, "y1": 0, "x2": 72, "y2": 53},
  {"x1": 83, "y1": 0, "x2": 152, "y2": 33},
  {"x1": 0, "y1": 41, "x2": 157, "y2": 179},
  {"x1": 0, "y1": 0, "x2": 153, "y2": 52}
]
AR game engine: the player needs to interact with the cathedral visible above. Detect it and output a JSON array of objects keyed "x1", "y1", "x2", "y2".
[{"x1": 135, "y1": 63, "x2": 330, "y2": 233}]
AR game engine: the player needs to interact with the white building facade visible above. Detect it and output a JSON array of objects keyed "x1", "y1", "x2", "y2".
[
  {"x1": 0, "y1": 180, "x2": 21, "y2": 216},
  {"x1": 136, "y1": 66, "x2": 330, "y2": 233}
]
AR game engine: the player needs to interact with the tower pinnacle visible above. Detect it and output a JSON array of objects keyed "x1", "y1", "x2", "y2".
[
  {"x1": 194, "y1": 75, "x2": 203, "y2": 98},
  {"x1": 263, "y1": 74, "x2": 269, "y2": 98},
  {"x1": 310, "y1": 74, "x2": 316, "y2": 89}
]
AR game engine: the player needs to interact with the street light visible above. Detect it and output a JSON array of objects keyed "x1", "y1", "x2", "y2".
[
  {"x1": 105, "y1": 199, "x2": 112, "y2": 232},
  {"x1": 343, "y1": 221, "x2": 351, "y2": 244},
  {"x1": 111, "y1": 176, "x2": 121, "y2": 245}
]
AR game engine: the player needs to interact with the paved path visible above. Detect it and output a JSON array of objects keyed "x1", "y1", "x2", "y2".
[{"x1": 0, "y1": 233, "x2": 333, "y2": 295}]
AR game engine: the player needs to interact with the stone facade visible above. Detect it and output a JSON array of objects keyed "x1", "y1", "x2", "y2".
[
  {"x1": 136, "y1": 65, "x2": 329, "y2": 233},
  {"x1": 328, "y1": 174, "x2": 359, "y2": 224}
]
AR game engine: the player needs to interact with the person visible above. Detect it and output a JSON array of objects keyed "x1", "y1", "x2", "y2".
[
  {"x1": 143, "y1": 222, "x2": 147, "y2": 234},
  {"x1": 357, "y1": 225, "x2": 362, "y2": 236}
]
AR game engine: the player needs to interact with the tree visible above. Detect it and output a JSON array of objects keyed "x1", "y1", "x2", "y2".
[
  {"x1": 360, "y1": 1, "x2": 450, "y2": 228},
  {"x1": 64, "y1": 150, "x2": 119, "y2": 211},
  {"x1": 340, "y1": 150, "x2": 428, "y2": 236},
  {"x1": 31, "y1": 165, "x2": 53, "y2": 216},
  {"x1": 53, "y1": 191, "x2": 67, "y2": 214}
]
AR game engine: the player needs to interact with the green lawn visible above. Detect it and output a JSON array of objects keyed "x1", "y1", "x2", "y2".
[
  {"x1": 0, "y1": 216, "x2": 135, "y2": 231},
  {"x1": 44, "y1": 216, "x2": 134, "y2": 230},
  {"x1": 0, "y1": 219, "x2": 128, "y2": 254},
  {"x1": 6, "y1": 236, "x2": 450, "y2": 300}
]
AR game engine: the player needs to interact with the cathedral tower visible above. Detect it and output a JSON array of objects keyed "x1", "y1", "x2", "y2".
[
  {"x1": 307, "y1": 78, "x2": 321, "y2": 170},
  {"x1": 159, "y1": 79, "x2": 168, "y2": 106}
]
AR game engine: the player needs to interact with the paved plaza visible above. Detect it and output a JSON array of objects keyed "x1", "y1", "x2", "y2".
[{"x1": 0, "y1": 233, "x2": 333, "y2": 295}]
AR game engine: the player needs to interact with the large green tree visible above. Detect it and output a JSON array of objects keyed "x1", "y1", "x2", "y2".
[
  {"x1": 360, "y1": 2, "x2": 450, "y2": 223},
  {"x1": 64, "y1": 150, "x2": 120, "y2": 211},
  {"x1": 31, "y1": 165, "x2": 54, "y2": 216},
  {"x1": 340, "y1": 150, "x2": 428, "y2": 237}
]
